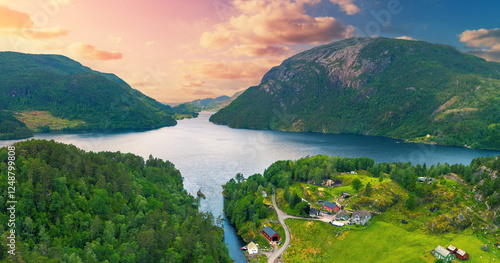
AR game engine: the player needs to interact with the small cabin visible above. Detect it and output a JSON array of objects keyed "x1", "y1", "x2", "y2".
[
  {"x1": 456, "y1": 249, "x2": 469, "y2": 261},
  {"x1": 341, "y1": 192, "x2": 350, "y2": 198},
  {"x1": 447, "y1": 245, "x2": 457, "y2": 254},
  {"x1": 262, "y1": 226, "x2": 280, "y2": 243}
]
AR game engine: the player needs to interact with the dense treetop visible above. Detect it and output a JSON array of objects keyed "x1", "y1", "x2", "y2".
[{"x1": 0, "y1": 140, "x2": 231, "y2": 263}]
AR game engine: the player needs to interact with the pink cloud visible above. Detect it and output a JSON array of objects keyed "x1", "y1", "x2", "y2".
[
  {"x1": 200, "y1": 0, "x2": 354, "y2": 57},
  {"x1": 330, "y1": 0, "x2": 360, "y2": 15},
  {"x1": 69, "y1": 43, "x2": 123, "y2": 60}
]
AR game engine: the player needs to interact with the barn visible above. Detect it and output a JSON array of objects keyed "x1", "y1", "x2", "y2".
[
  {"x1": 456, "y1": 249, "x2": 469, "y2": 261},
  {"x1": 262, "y1": 226, "x2": 280, "y2": 243},
  {"x1": 324, "y1": 201, "x2": 340, "y2": 212}
]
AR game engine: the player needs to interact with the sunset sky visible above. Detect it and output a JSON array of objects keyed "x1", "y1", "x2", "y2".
[{"x1": 1, "y1": 0, "x2": 499, "y2": 104}]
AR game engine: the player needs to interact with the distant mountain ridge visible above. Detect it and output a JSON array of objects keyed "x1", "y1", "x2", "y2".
[
  {"x1": 186, "y1": 90, "x2": 245, "y2": 111},
  {"x1": 0, "y1": 52, "x2": 183, "y2": 139},
  {"x1": 210, "y1": 37, "x2": 500, "y2": 150}
]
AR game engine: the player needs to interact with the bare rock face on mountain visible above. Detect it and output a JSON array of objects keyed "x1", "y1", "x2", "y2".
[{"x1": 211, "y1": 37, "x2": 500, "y2": 150}]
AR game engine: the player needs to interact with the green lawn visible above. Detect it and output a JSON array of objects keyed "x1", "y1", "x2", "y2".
[
  {"x1": 283, "y1": 219, "x2": 500, "y2": 262},
  {"x1": 16, "y1": 110, "x2": 85, "y2": 131}
]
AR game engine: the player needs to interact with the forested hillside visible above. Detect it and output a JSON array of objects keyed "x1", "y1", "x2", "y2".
[
  {"x1": 0, "y1": 52, "x2": 181, "y2": 140},
  {"x1": 211, "y1": 37, "x2": 500, "y2": 150},
  {"x1": 0, "y1": 140, "x2": 231, "y2": 263}
]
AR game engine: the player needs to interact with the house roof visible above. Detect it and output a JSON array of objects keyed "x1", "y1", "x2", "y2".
[
  {"x1": 263, "y1": 226, "x2": 278, "y2": 237},
  {"x1": 435, "y1": 245, "x2": 451, "y2": 257},
  {"x1": 336, "y1": 210, "x2": 347, "y2": 218},
  {"x1": 324, "y1": 201, "x2": 338, "y2": 209},
  {"x1": 457, "y1": 249, "x2": 467, "y2": 256},
  {"x1": 310, "y1": 208, "x2": 320, "y2": 215},
  {"x1": 352, "y1": 210, "x2": 371, "y2": 218},
  {"x1": 248, "y1": 242, "x2": 257, "y2": 251},
  {"x1": 447, "y1": 245, "x2": 456, "y2": 251}
]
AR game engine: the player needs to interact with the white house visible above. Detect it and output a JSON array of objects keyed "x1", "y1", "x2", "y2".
[
  {"x1": 248, "y1": 242, "x2": 258, "y2": 255},
  {"x1": 351, "y1": 210, "x2": 372, "y2": 225}
]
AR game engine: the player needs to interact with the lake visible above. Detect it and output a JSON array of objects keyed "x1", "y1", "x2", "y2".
[{"x1": 2, "y1": 111, "x2": 499, "y2": 262}]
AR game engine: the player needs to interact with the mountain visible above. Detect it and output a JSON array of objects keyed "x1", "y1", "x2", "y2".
[
  {"x1": 188, "y1": 91, "x2": 245, "y2": 111},
  {"x1": 191, "y1": 95, "x2": 231, "y2": 108},
  {"x1": 0, "y1": 52, "x2": 179, "y2": 139},
  {"x1": 210, "y1": 37, "x2": 500, "y2": 150}
]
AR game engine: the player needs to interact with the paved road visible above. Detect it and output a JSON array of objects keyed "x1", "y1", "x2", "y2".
[
  {"x1": 266, "y1": 189, "x2": 339, "y2": 262},
  {"x1": 267, "y1": 189, "x2": 293, "y2": 263}
]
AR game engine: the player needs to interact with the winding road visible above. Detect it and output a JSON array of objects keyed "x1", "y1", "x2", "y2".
[{"x1": 267, "y1": 189, "x2": 301, "y2": 263}]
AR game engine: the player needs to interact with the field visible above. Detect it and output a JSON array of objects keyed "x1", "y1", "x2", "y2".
[
  {"x1": 283, "y1": 219, "x2": 500, "y2": 262},
  {"x1": 15, "y1": 110, "x2": 85, "y2": 131}
]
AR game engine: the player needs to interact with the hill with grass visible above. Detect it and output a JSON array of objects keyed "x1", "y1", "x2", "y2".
[
  {"x1": 0, "y1": 52, "x2": 189, "y2": 139},
  {"x1": 0, "y1": 140, "x2": 231, "y2": 262},
  {"x1": 223, "y1": 155, "x2": 500, "y2": 262},
  {"x1": 211, "y1": 37, "x2": 500, "y2": 150}
]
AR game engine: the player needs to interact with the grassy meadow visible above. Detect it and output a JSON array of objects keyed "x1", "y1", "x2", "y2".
[{"x1": 283, "y1": 219, "x2": 500, "y2": 262}]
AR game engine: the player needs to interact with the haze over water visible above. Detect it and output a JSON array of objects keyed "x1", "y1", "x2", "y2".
[{"x1": 2, "y1": 111, "x2": 499, "y2": 262}]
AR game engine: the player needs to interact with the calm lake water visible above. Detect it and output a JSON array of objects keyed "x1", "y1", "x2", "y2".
[{"x1": 2, "y1": 111, "x2": 500, "y2": 262}]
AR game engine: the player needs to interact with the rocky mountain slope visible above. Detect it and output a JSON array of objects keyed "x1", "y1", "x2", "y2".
[{"x1": 211, "y1": 37, "x2": 500, "y2": 150}]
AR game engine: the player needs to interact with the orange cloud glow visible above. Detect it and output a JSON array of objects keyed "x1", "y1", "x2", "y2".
[
  {"x1": 69, "y1": 43, "x2": 122, "y2": 60},
  {"x1": 0, "y1": 5, "x2": 68, "y2": 39},
  {"x1": 200, "y1": 0, "x2": 354, "y2": 57},
  {"x1": 175, "y1": 59, "x2": 278, "y2": 80},
  {"x1": 0, "y1": 5, "x2": 33, "y2": 29}
]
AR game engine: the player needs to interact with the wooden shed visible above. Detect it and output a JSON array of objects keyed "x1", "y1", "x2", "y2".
[
  {"x1": 262, "y1": 226, "x2": 280, "y2": 242},
  {"x1": 456, "y1": 249, "x2": 469, "y2": 261}
]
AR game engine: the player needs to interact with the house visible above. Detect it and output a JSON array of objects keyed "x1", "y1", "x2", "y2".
[
  {"x1": 447, "y1": 245, "x2": 457, "y2": 254},
  {"x1": 324, "y1": 201, "x2": 340, "y2": 212},
  {"x1": 335, "y1": 210, "x2": 349, "y2": 221},
  {"x1": 351, "y1": 210, "x2": 371, "y2": 225},
  {"x1": 431, "y1": 245, "x2": 455, "y2": 262},
  {"x1": 456, "y1": 249, "x2": 469, "y2": 261},
  {"x1": 262, "y1": 226, "x2": 280, "y2": 243},
  {"x1": 262, "y1": 191, "x2": 268, "y2": 197},
  {"x1": 309, "y1": 208, "x2": 320, "y2": 217},
  {"x1": 418, "y1": 177, "x2": 426, "y2": 183},
  {"x1": 248, "y1": 242, "x2": 258, "y2": 255},
  {"x1": 349, "y1": 171, "x2": 357, "y2": 174},
  {"x1": 341, "y1": 192, "x2": 350, "y2": 198}
]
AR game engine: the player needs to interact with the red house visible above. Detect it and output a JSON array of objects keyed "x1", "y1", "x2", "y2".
[
  {"x1": 324, "y1": 201, "x2": 340, "y2": 212},
  {"x1": 456, "y1": 249, "x2": 469, "y2": 261},
  {"x1": 447, "y1": 245, "x2": 457, "y2": 254},
  {"x1": 262, "y1": 226, "x2": 280, "y2": 242}
]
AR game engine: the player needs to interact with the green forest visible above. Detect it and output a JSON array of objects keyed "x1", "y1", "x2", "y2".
[
  {"x1": 211, "y1": 37, "x2": 500, "y2": 150},
  {"x1": 0, "y1": 140, "x2": 231, "y2": 263}
]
